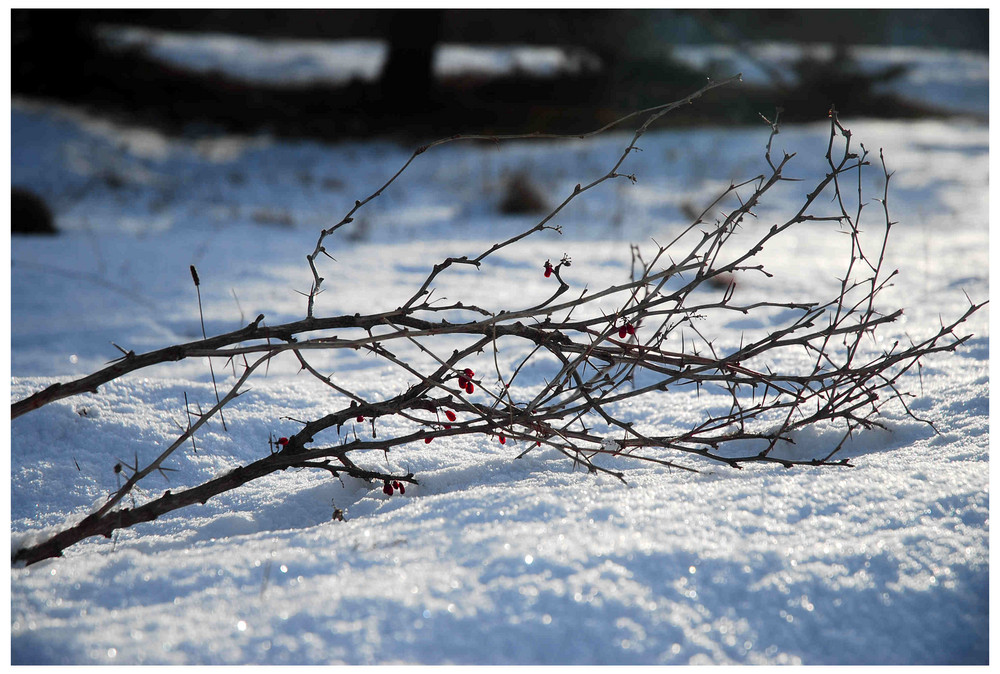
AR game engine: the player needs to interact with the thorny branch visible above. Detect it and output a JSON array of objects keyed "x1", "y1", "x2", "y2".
[{"x1": 12, "y1": 76, "x2": 984, "y2": 566}]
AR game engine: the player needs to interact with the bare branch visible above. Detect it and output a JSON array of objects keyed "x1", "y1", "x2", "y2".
[{"x1": 11, "y1": 78, "x2": 984, "y2": 567}]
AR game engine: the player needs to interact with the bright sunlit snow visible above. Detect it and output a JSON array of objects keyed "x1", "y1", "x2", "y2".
[{"x1": 9, "y1": 42, "x2": 988, "y2": 665}]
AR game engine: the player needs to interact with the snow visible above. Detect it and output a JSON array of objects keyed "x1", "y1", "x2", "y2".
[
  {"x1": 95, "y1": 26, "x2": 987, "y2": 116},
  {"x1": 98, "y1": 26, "x2": 602, "y2": 86},
  {"x1": 672, "y1": 42, "x2": 989, "y2": 116},
  {"x1": 9, "y1": 43, "x2": 989, "y2": 665}
]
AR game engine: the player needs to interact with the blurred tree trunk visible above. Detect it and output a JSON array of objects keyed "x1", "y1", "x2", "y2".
[{"x1": 380, "y1": 9, "x2": 444, "y2": 109}]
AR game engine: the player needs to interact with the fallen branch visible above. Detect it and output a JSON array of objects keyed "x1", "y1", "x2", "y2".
[{"x1": 11, "y1": 78, "x2": 984, "y2": 566}]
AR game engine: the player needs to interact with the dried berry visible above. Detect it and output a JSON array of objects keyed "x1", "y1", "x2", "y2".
[{"x1": 445, "y1": 410, "x2": 457, "y2": 422}]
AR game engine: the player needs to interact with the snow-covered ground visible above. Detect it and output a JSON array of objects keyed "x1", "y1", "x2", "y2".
[
  {"x1": 98, "y1": 26, "x2": 987, "y2": 116},
  {"x1": 9, "y1": 41, "x2": 989, "y2": 665},
  {"x1": 99, "y1": 26, "x2": 603, "y2": 85},
  {"x1": 672, "y1": 42, "x2": 989, "y2": 116}
]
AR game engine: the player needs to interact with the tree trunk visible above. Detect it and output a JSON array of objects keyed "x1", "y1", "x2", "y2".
[{"x1": 380, "y1": 9, "x2": 444, "y2": 109}]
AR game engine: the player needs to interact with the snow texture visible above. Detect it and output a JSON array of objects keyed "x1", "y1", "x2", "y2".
[{"x1": 9, "y1": 41, "x2": 989, "y2": 665}]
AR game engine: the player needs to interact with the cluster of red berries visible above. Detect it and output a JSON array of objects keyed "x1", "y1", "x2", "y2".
[
  {"x1": 383, "y1": 480, "x2": 406, "y2": 496},
  {"x1": 617, "y1": 322, "x2": 637, "y2": 339},
  {"x1": 457, "y1": 368, "x2": 476, "y2": 394}
]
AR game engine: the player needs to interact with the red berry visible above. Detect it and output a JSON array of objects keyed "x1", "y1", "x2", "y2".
[
  {"x1": 458, "y1": 376, "x2": 468, "y2": 388},
  {"x1": 464, "y1": 368, "x2": 475, "y2": 378},
  {"x1": 392, "y1": 481, "x2": 400, "y2": 489},
  {"x1": 627, "y1": 323, "x2": 635, "y2": 336},
  {"x1": 444, "y1": 424, "x2": 451, "y2": 430},
  {"x1": 536, "y1": 440, "x2": 541, "y2": 446},
  {"x1": 618, "y1": 326, "x2": 628, "y2": 339},
  {"x1": 499, "y1": 434, "x2": 506, "y2": 445},
  {"x1": 445, "y1": 410, "x2": 457, "y2": 422},
  {"x1": 383, "y1": 483, "x2": 393, "y2": 495},
  {"x1": 425, "y1": 436, "x2": 433, "y2": 444},
  {"x1": 356, "y1": 415, "x2": 364, "y2": 422},
  {"x1": 398, "y1": 483, "x2": 405, "y2": 495},
  {"x1": 466, "y1": 382, "x2": 475, "y2": 394},
  {"x1": 277, "y1": 437, "x2": 289, "y2": 446},
  {"x1": 544, "y1": 264, "x2": 553, "y2": 278}
]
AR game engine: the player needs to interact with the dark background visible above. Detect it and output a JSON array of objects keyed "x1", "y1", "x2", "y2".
[{"x1": 12, "y1": 8, "x2": 988, "y2": 140}]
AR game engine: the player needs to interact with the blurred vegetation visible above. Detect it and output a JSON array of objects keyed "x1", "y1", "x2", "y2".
[
  {"x1": 680, "y1": 9, "x2": 986, "y2": 50},
  {"x1": 780, "y1": 45, "x2": 913, "y2": 121},
  {"x1": 12, "y1": 8, "x2": 984, "y2": 141}
]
